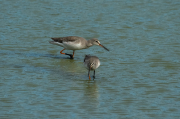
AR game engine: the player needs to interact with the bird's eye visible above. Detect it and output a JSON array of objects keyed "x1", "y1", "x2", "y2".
[{"x1": 96, "y1": 41, "x2": 98, "y2": 43}]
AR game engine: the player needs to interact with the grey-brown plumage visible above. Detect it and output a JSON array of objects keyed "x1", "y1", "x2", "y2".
[
  {"x1": 84, "y1": 55, "x2": 100, "y2": 80},
  {"x1": 51, "y1": 36, "x2": 80, "y2": 43},
  {"x1": 49, "y1": 36, "x2": 109, "y2": 59}
]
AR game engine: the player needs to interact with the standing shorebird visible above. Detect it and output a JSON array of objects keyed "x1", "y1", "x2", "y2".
[
  {"x1": 49, "y1": 36, "x2": 109, "y2": 59},
  {"x1": 84, "y1": 55, "x2": 100, "y2": 80}
]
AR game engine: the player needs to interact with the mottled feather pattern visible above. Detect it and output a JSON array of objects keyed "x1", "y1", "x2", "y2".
[{"x1": 84, "y1": 55, "x2": 100, "y2": 70}]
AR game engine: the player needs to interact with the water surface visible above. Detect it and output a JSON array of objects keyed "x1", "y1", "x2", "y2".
[{"x1": 0, "y1": 0, "x2": 180, "y2": 118}]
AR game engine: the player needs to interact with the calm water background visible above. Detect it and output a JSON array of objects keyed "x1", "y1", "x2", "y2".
[{"x1": 0, "y1": 0, "x2": 180, "y2": 118}]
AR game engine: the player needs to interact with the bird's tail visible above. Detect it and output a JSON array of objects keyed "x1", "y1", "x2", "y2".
[{"x1": 49, "y1": 41, "x2": 62, "y2": 46}]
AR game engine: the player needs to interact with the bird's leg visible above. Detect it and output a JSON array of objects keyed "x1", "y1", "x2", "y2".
[
  {"x1": 93, "y1": 70, "x2": 95, "y2": 79},
  {"x1": 60, "y1": 49, "x2": 66, "y2": 55},
  {"x1": 88, "y1": 67, "x2": 91, "y2": 80},
  {"x1": 72, "y1": 51, "x2": 75, "y2": 58},
  {"x1": 60, "y1": 49, "x2": 73, "y2": 59}
]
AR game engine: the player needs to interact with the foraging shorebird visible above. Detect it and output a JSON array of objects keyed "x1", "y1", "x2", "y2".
[
  {"x1": 84, "y1": 55, "x2": 100, "y2": 80},
  {"x1": 49, "y1": 36, "x2": 109, "y2": 59}
]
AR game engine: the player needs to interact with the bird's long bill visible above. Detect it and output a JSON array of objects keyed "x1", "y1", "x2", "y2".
[{"x1": 99, "y1": 44, "x2": 109, "y2": 51}]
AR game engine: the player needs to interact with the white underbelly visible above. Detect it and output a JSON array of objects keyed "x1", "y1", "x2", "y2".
[{"x1": 63, "y1": 42, "x2": 84, "y2": 50}]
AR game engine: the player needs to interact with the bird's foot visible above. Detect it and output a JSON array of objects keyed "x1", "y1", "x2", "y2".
[
  {"x1": 65, "y1": 53, "x2": 74, "y2": 59},
  {"x1": 69, "y1": 55, "x2": 74, "y2": 59},
  {"x1": 93, "y1": 76, "x2": 95, "y2": 79}
]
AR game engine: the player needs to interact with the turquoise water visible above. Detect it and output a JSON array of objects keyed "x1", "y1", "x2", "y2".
[{"x1": 0, "y1": 0, "x2": 180, "y2": 118}]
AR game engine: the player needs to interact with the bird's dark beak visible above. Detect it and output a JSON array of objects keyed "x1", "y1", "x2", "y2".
[{"x1": 99, "y1": 44, "x2": 109, "y2": 51}]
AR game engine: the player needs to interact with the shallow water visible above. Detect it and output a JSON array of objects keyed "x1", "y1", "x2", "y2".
[{"x1": 0, "y1": 0, "x2": 180, "y2": 118}]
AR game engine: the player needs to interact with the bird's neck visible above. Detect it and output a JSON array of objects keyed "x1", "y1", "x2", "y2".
[{"x1": 86, "y1": 40, "x2": 93, "y2": 47}]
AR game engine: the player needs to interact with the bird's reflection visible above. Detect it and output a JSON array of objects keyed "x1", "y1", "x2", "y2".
[
  {"x1": 85, "y1": 80, "x2": 99, "y2": 98},
  {"x1": 80, "y1": 80, "x2": 100, "y2": 110}
]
